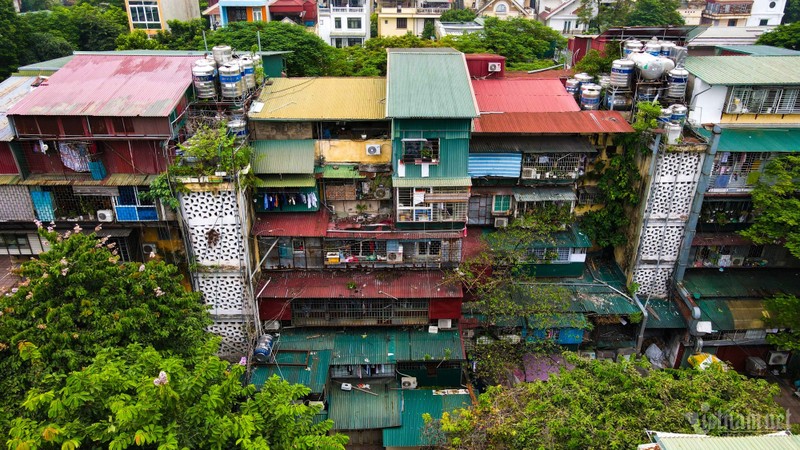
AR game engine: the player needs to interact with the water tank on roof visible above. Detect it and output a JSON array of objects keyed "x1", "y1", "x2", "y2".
[
  {"x1": 644, "y1": 38, "x2": 661, "y2": 56},
  {"x1": 670, "y1": 104, "x2": 688, "y2": 126},
  {"x1": 227, "y1": 119, "x2": 247, "y2": 143},
  {"x1": 192, "y1": 59, "x2": 217, "y2": 99},
  {"x1": 667, "y1": 68, "x2": 690, "y2": 99},
  {"x1": 610, "y1": 59, "x2": 635, "y2": 88},
  {"x1": 253, "y1": 334, "x2": 274, "y2": 364},
  {"x1": 212, "y1": 45, "x2": 232, "y2": 66},
  {"x1": 660, "y1": 42, "x2": 676, "y2": 57},
  {"x1": 239, "y1": 56, "x2": 256, "y2": 90},
  {"x1": 565, "y1": 78, "x2": 580, "y2": 96},
  {"x1": 604, "y1": 92, "x2": 632, "y2": 111},
  {"x1": 624, "y1": 40, "x2": 643, "y2": 57},
  {"x1": 580, "y1": 84, "x2": 602, "y2": 110},
  {"x1": 219, "y1": 62, "x2": 244, "y2": 99}
]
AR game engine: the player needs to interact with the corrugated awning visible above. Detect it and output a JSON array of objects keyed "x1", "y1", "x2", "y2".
[
  {"x1": 424, "y1": 192, "x2": 470, "y2": 202},
  {"x1": 252, "y1": 140, "x2": 315, "y2": 174},
  {"x1": 696, "y1": 128, "x2": 800, "y2": 153},
  {"x1": 646, "y1": 299, "x2": 687, "y2": 329},
  {"x1": 0, "y1": 175, "x2": 21, "y2": 185},
  {"x1": 253, "y1": 174, "x2": 316, "y2": 188},
  {"x1": 392, "y1": 176, "x2": 472, "y2": 188},
  {"x1": 72, "y1": 186, "x2": 120, "y2": 196},
  {"x1": 470, "y1": 136, "x2": 596, "y2": 153},
  {"x1": 320, "y1": 164, "x2": 364, "y2": 179},
  {"x1": 19, "y1": 173, "x2": 156, "y2": 186},
  {"x1": 697, "y1": 299, "x2": 768, "y2": 331},
  {"x1": 468, "y1": 153, "x2": 521, "y2": 178},
  {"x1": 513, "y1": 186, "x2": 577, "y2": 202}
]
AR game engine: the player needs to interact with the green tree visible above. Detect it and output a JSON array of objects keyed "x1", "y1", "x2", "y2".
[
  {"x1": 625, "y1": 0, "x2": 685, "y2": 27},
  {"x1": 480, "y1": 17, "x2": 566, "y2": 63},
  {"x1": 0, "y1": 0, "x2": 24, "y2": 79},
  {"x1": 436, "y1": 355, "x2": 784, "y2": 449},
  {"x1": 740, "y1": 155, "x2": 800, "y2": 258},
  {"x1": 370, "y1": 12, "x2": 378, "y2": 38},
  {"x1": 116, "y1": 29, "x2": 168, "y2": 50},
  {"x1": 0, "y1": 227, "x2": 211, "y2": 434},
  {"x1": 439, "y1": 8, "x2": 477, "y2": 23},
  {"x1": 578, "y1": 0, "x2": 633, "y2": 32},
  {"x1": 19, "y1": 3, "x2": 128, "y2": 52},
  {"x1": 422, "y1": 20, "x2": 436, "y2": 40},
  {"x1": 25, "y1": 32, "x2": 74, "y2": 64},
  {"x1": 573, "y1": 43, "x2": 621, "y2": 76},
  {"x1": 7, "y1": 342, "x2": 349, "y2": 449},
  {"x1": 763, "y1": 294, "x2": 800, "y2": 351},
  {"x1": 154, "y1": 18, "x2": 208, "y2": 50},
  {"x1": 757, "y1": 22, "x2": 800, "y2": 49},
  {"x1": 785, "y1": 0, "x2": 800, "y2": 24}
]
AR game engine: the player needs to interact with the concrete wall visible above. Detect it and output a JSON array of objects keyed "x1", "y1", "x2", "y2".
[
  {"x1": 688, "y1": 79, "x2": 727, "y2": 126},
  {"x1": 748, "y1": 0, "x2": 785, "y2": 26}
]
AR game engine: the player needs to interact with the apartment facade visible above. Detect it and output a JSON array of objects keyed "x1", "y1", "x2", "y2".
[
  {"x1": 124, "y1": 0, "x2": 201, "y2": 33},
  {"x1": 318, "y1": 0, "x2": 371, "y2": 47}
]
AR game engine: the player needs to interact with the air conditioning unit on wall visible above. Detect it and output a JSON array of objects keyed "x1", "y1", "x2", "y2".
[
  {"x1": 768, "y1": 351, "x2": 789, "y2": 366},
  {"x1": 487, "y1": 62, "x2": 502, "y2": 72},
  {"x1": 97, "y1": 209, "x2": 114, "y2": 222},
  {"x1": 494, "y1": 217, "x2": 508, "y2": 228},
  {"x1": 366, "y1": 144, "x2": 381, "y2": 156},
  {"x1": 387, "y1": 250, "x2": 403, "y2": 263},
  {"x1": 438, "y1": 318, "x2": 453, "y2": 329},
  {"x1": 401, "y1": 377, "x2": 417, "y2": 389},
  {"x1": 521, "y1": 168, "x2": 536, "y2": 179},
  {"x1": 142, "y1": 242, "x2": 158, "y2": 257},
  {"x1": 373, "y1": 187, "x2": 392, "y2": 200}
]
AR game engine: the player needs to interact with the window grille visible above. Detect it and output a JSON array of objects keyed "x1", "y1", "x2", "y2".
[
  {"x1": 396, "y1": 187, "x2": 468, "y2": 222},
  {"x1": 401, "y1": 139, "x2": 440, "y2": 163},
  {"x1": 708, "y1": 152, "x2": 769, "y2": 190},
  {"x1": 0, "y1": 234, "x2": 30, "y2": 251},
  {"x1": 325, "y1": 240, "x2": 387, "y2": 257},
  {"x1": 292, "y1": 298, "x2": 428, "y2": 326},
  {"x1": 726, "y1": 86, "x2": 800, "y2": 114},
  {"x1": 417, "y1": 240, "x2": 442, "y2": 256},
  {"x1": 493, "y1": 195, "x2": 512, "y2": 213},
  {"x1": 522, "y1": 153, "x2": 584, "y2": 180}
]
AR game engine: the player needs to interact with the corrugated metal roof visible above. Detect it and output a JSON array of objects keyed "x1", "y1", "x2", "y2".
[
  {"x1": 682, "y1": 268, "x2": 800, "y2": 299},
  {"x1": 15, "y1": 55, "x2": 75, "y2": 73},
  {"x1": 252, "y1": 209, "x2": 330, "y2": 236},
  {"x1": 9, "y1": 55, "x2": 196, "y2": 117},
  {"x1": 472, "y1": 79, "x2": 580, "y2": 113},
  {"x1": 391, "y1": 176, "x2": 472, "y2": 187},
  {"x1": 513, "y1": 186, "x2": 577, "y2": 202},
  {"x1": 326, "y1": 230, "x2": 464, "y2": 240},
  {"x1": 19, "y1": 173, "x2": 157, "y2": 186},
  {"x1": 474, "y1": 111, "x2": 634, "y2": 134},
  {"x1": 249, "y1": 350, "x2": 331, "y2": 393},
  {"x1": 0, "y1": 77, "x2": 38, "y2": 141},
  {"x1": 716, "y1": 45, "x2": 800, "y2": 56},
  {"x1": 256, "y1": 270, "x2": 462, "y2": 299},
  {"x1": 328, "y1": 383, "x2": 401, "y2": 430},
  {"x1": 394, "y1": 329, "x2": 464, "y2": 361},
  {"x1": 692, "y1": 232, "x2": 751, "y2": 247},
  {"x1": 253, "y1": 174, "x2": 317, "y2": 187},
  {"x1": 470, "y1": 135, "x2": 597, "y2": 153},
  {"x1": 251, "y1": 78, "x2": 387, "y2": 120},
  {"x1": 0, "y1": 175, "x2": 21, "y2": 185},
  {"x1": 252, "y1": 140, "x2": 315, "y2": 174},
  {"x1": 527, "y1": 313, "x2": 589, "y2": 329},
  {"x1": 685, "y1": 56, "x2": 800, "y2": 85},
  {"x1": 657, "y1": 434, "x2": 800, "y2": 450},
  {"x1": 646, "y1": 299, "x2": 686, "y2": 329},
  {"x1": 468, "y1": 153, "x2": 521, "y2": 178},
  {"x1": 383, "y1": 390, "x2": 471, "y2": 447},
  {"x1": 695, "y1": 128, "x2": 800, "y2": 152},
  {"x1": 320, "y1": 164, "x2": 364, "y2": 178},
  {"x1": 386, "y1": 49, "x2": 478, "y2": 119}
]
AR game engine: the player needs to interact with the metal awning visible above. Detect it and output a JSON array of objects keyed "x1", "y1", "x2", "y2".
[
  {"x1": 253, "y1": 174, "x2": 317, "y2": 188},
  {"x1": 513, "y1": 186, "x2": 576, "y2": 202},
  {"x1": 470, "y1": 136, "x2": 597, "y2": 153},
  {"x1": 392, "y1": 177, "x2": 472, "y2": 188},
  {"x1": 424, "y1": 192, "x2": 470, "y2": 202},
  {"x1": 468, "y1": 153, "x2": 522, "y2": 178}
]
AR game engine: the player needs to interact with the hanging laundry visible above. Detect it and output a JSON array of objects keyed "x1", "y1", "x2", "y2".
[{"x1": 58, "y1": 142, "x2": 90, "y2": 172}]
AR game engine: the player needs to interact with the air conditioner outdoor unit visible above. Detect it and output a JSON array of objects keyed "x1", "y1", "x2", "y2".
[
  {"x1": 263, "y1": 320, "x2": 281, "y2": 331},
  {"x1": 494, "y1": 217, "x2": 508, "y2": 228},
  {"x1": 768, "y1": 351, "x2": 790, "y2": 366},
  {"x1": 373, "y1": 187, "x2": 392, "y2": 200},
  {"x1": 438, "y1": 318, "x2": 453, "y2": 329},
  {"x1": 521, "y1": 168, "x2": 536, "y2": 179},
  {"x1": 731, "y1": 257, "x2": 744, "y2": 266},
  {"x1": 142, "y1": 243, "x2": 158, "y2": 257},
  {"x1": 366, "y1": 144, "x2": 381, "y2": 156},
  {"x1": 308, "y1": 401, "x2": 325, "y2": 411},
  {"x1": 387, "y1": 251, "x2": 403, "y2": 263},
  {"x1": 401, "y1": 377, "x2": 418, "y2": 389},
  {"x1": 97, "y1": 209, "x2": 114, "y2": 222},
  {"x1": 487, "y1": 62, "x2": 502, "y2": 72}
]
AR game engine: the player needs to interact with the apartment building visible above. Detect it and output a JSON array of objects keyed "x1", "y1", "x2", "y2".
[{"x1": 124, "y1": 0, "x2": 201, "y2": 34}]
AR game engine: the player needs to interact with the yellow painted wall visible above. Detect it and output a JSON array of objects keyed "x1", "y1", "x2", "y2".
[
  {"x1": 378, "y1": 14, "x2": 416, "y2": 37},
  {"x1": 720, "y1": 113, "x2": 800, "y2": 126},
  {"x1": 480, "y1": 1, "x2": 528, "y2": 18},
  {"x1": 316, "y1": 139, "x2": 392, "y2": 164},
  {"x1": 141, "y1": 227, "x2": 183, "y2": 253}
]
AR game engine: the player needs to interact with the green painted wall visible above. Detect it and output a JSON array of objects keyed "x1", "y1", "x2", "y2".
[
  {"x1": 391, "y1": 119, "x2": 471, "y2": 179},
  {"x1": 520, "y1": 262, "x2": 586, "y2": 278}
]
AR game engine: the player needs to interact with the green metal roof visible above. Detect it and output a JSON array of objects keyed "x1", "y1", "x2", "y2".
[
  {"x1": 715, "y1": 45, "x2": 800, "y2": 56},
  {"x1": 392, "y1": 176, "x2": 472, "y2": 188},
  {"x1": 15, "y1": 55, "x2": 75, "y2": 74},
  {"x1": 395, "y1": 328, "x2": 464, "y2": 361},
  {"x1": 319, "y1": 164, "x2": 364, "y2": 179},
  {"x1": 685, "y1": 56, "x2": 800, "y2": 86},
  {"x1": 253, "y1": 174, "x2": 317, "y2": 187},
  {"x1": 249, "y1": 350, "x2": 331, "y2": 394},
  {"x1": 682, "y1": 268, "x2": 800, "y2": 299},
  {"x1": 695, "y1": 128, "x2": 800, "y2": 153},
  {"x1": 528, "y1": 313, "x2": 589, "y2": 329},
  {"x1": 697, "y1": 299, "x2": 768, "y2": 331},
  {"x1": 646, "y1": 299, "x2": 687, "y2": 329},
  {"x1": 486, "y1": 226, "x2": 591, "y2": 250},
  {"x1": 386, "y1": 49, "x2": 479, "y2": 119},
  {"x1": 382, "y1": 390, "x2": 472, "y2": 447},
  {"x1": 657, "y1": 434, "x2": 800, "y2": 450},
  {"x1": 513, "y1": 186, "x2": 577, "y2": 203},
  {"x1": 328, "y1": 383, "x2": 401, "y2": 430},
  {"x1": 252, "y1": 140, "x2": 315, "y2": 174}
]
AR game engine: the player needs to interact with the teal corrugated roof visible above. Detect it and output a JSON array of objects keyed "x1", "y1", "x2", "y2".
[
  {"x1": 682, "y1": 268, "x2": 800, "y2": 299},
  {"x1": 657, "y1": 434, "x2": 800, "y2": 450},
  {"x1": 319, "y1": 164, "x2": 364, "y2": 179},
  {"x1": 392, "y1": 176, "x2": 472, "y2": 187},
  {"x1": 328, "y1": 384, "x2": 401, "y2": 430},
  {"x1": 383, "y1": 390, "x2": 471, "y2": 447},
  {"x1": 716, "y1": 45, "x2": 800, "y2": 56},
  {"x1": 695, "y1": 128, "x2": 800, "y2": 153},
  {"x1": 387, "y1": 49, "x2": 478, "y2": 119},
  {"x1": 685, "y1": 56, "x2": 800, "y2": 85},
  {"x1": 528, "y1": 313, "x2": 589, "y2": 329},
  {"x1": 646, "y1": 299, "x2": 687, "y2": 329},
  {"x1": 249, "y1": 350, "x2": 331, "y2": 393},
  {"x1": 253, "y1": 174, "x2": 317, "y2": 187},
  {"x1": 252, "y1": 140, "x2": 315, "y2": 174},
  {"x1": 395, "y1": 329, "x2": 464, "y2": 361}
]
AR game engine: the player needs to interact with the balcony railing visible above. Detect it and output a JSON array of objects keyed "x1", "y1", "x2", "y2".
[
  {"x1": 703, "y1": 1, "x2": 753, "y2": 15},
  {"x1": 332, "y1": 6, "x2": 365, "y2": 12}
]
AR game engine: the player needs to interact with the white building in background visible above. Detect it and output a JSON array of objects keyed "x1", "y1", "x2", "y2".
[
  {"x1": 535, "y1": 0, "x2": 588, "y2": 35},
  {"x1": 124, "y1": 0, "x2": 201, "y2": 34},
  {"x1": 748, "y1": 0, "x2": 786, "y2": 26},
  {"x1": 318, "y1": 0, "x2": 371, "y2": 47}
]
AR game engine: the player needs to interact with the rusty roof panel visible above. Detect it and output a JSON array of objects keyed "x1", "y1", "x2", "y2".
[
  {"x1": 252, "y1": 210, "x2": 330, "y2": 237},
  {"x1": 473, "y1": 111, "x2": 634, "y2": 134},
  {"x1": 8, "y1": 55, "x2": 196, "y2": 117},
  {"x1": 257, "y1": 270, "x2": 462, "y2": 299},
  {"x1": 472, "y1": 79, "x2": 579, "y2": 113}
]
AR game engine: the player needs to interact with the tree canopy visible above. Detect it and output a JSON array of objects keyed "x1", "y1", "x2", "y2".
[
  {"x1": 0, "y1": 227, "x2": 211, "y2": 434},
  {"x1": 8, "y1": 342, "x2": 349, "y2": 450},
  {"x1": 435, "y1": 355, "x2": 785, "y2": 449},
  {"x1": 439, "y1": 8, "x2": 478, "y2": 23},
  {"x1": 740, "y1": 154, "x2": 800, "y2": 259},
  {"x1": 578, "y1": 0, "x2": 684, "y2": 32},
  {"x1": 756, "y1": 22, "x2": 800, "y2": 50},
  {"x1": 763, "y1": 294, "x2": 800, "y2": 351}
]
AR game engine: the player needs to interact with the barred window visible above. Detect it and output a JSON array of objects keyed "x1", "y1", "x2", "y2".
[{"x1": 726, "y1": 86, "x2": 800, "y2": 114}]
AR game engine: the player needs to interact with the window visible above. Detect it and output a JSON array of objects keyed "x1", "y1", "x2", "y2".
[
  {"x1": 726, "y1": 86, "x2": 800, "y2": 114},
  {"x1": 708, "y1": 152, "x2": 770, "y2": 191},
  {"x1": 335, "y1": 17, "x2": 342, "y2": 28},
  {"x1": 770, "y1": 1, "x2": 777, "y2": 7},
  {"x1": 528, "y1": 247, "x2": 571, "y2": 263},
  {"x1": 563, "y1": 21, "x2": 571, "y2": 33},
  {"x1": 417, "y1": 241, "x2": 441, "y2": 256},
  {"x1": 397, "y1": 18, "x2": 407, "y2": 29},
  {"x1": 227, "y1": 7, "x2": 247, "y2": 22},
  {"x1": 253, "y1": 9, "x2": 263, "y2": 21},
  {"x1": 347, "y1": 38, "x2": 363, "y2": 46},
  {"x1": 727, "y1": 19, "x2": 737, "y2": 27},
  {"x1": 396, "y1": 187, "x2": 468, "y2": 222},
  {"x1": 347, "y1": 17, "x2": 361, "y2": 29},
  {"x1": 113, "y1": 186, "x2": 159, "y2": 221},
  {"x1": 402, "y1": 139, "x2": 439, "y2": 163},
  {"x1": 759, "y1": 19, "x2": 769, "y2": 26},
  {"x1": 522, "y1": 152, "x2": 585, "y2": 180},
  {"x1": 129, "y1": 0, "x2": 161, "y2": 29},
  {"x1": 493, "y1": 195, "x2": 511, "y2": 213},
  {"x1": 0, "y1": 234, "x2": 30, "y2": 251},
  {"x1": 495, "y1": 3, "x2": 507, "y2": 14},
  {"x1": 292, "y1": 239, "x2": 305, "y2": 252}
]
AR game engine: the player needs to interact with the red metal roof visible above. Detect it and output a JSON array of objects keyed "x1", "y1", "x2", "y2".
[
  {"x1": 252, "y1": 210, "x2": 331, "y2": 237},
  {"x1": 471, "y1": 79, "x2": 579, "y2": 113},
  {"x1": 257, "y1": 270, "x2": 462, "y2": 299},
  {"x1": 326, "y1": 230, "x2": 465, "y2": 240},
  {"x1": 465, "y1": 54, "x2": 508, "y2": 61},
  {"x1": 692, "y1": 233, "x2": 752, "y2": 247},
  {"x1": 473, "y1": 111, "x2": 634, "y2": 134},
  {"x1": 8, "y1": 55, "x2": 196, "y2": 117},
  {"x1": 503, "y1": 69, "x2": 573, "y2": 79}
]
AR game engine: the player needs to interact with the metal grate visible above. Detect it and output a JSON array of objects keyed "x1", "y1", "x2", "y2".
[
  {"x1": 396, "y1": 187, "x2": 468, "y2": 222},
  {"x1": 292, "y1": 298, "x2": 429, "y2": 326},
  {"x1": 726, "y1": 86, "x2": 800, "y2": 114},
  {"x1": 708, "y1": 152, "x2": 769, "y2": 190},
  {"x1": 522, "y1": 153, "x2": 585, "y2": 180}
]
